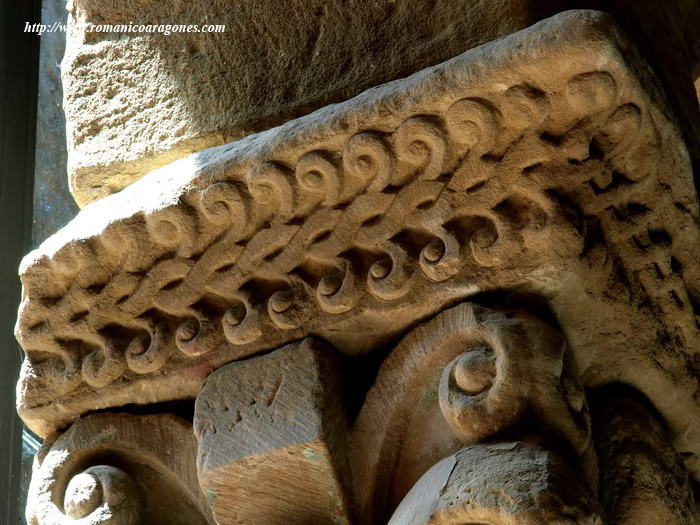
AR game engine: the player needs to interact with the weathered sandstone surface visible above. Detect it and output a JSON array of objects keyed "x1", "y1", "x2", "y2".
[{"x1": 64, "y1": 1, "x2": 700, "y2": 206}]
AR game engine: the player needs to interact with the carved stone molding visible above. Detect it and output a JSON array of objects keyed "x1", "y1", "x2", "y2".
[
  {"x1": 194, "y1": 338, "x2": 352, "y2": 524},
  {"x1": 25, "y1": 413, "x2": 214, "y2": 525},
  {"x1": 15, "y1": 11, "x2": 700, "y2": 487}
]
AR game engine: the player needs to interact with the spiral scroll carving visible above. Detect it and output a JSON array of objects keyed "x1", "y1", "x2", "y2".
[
  {"x1": 418, "y1": 227, "x2": 460, "y2": 282},
  {"x1": 222, "y1": 296, "x2": 261, "y2": 345},
  {"x1": 438, "y1": 311, "x2": 591, "y2": 455},
  {"x1": 267, "y1": 279, "x2": 314, "y2": 330},
  {"x1": 26, "y1": 413, "x2": 212, "y2": 525},
  {"x1": 82, "y1": 343, "x2": 126, "y2": 390},
  {"x1": 62, "y1": 466, "x2": 142, "y2": 524},
  {"x1": 296, "y1": 151, "x2": 342, "y2": 205},
  {"x1": 351, "y1": 302, "x2": 598, "y2": 524},
  {"x1": 15, "y1": 70, "x2": 662, "y2": 382},
  {"x1": 247, "y1": 162, "x2": 295, "y2": 220},
  {"x1": 144, "y1": 206, "x2": 197, "y2": 257},
  {"x1": 175, "y1": 315, "x2": 223, "y2": 356},
  {"x1": 445, "y1": 98, "x2": 499, "y2": 154},
  {"x1": 393, "y1": 116, "x2": 447, "y2": 183},
  {"x1": 343, "y1": 131, "x2": 394, "y2": 192},
  {"x1": 316, "y1": 259, "x2": 363, "y2": 314},
  {"x1": 199, "y1": 182, "x2": 249, "y2": 229},
  {"x1": 125, "y1": 321, "x2": 170, "y2": 374}
]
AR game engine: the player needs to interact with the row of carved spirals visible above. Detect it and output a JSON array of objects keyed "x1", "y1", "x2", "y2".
[
  {"x1": 144, "y1": 97, "x2": 513, "y2": 250},
  {"x1": 197, "y1": 227, "x2": 498, "y2": 345},
  {"x1": 68, "y1": 71, "x2": 622, "y2": 388},
  {"x1": 146, "y1": 72, "x2": 620, "y2": 255},
  {"x1": 36, "y1": 73, "x2": 615, "y2": 283},
  {"x1": 79, "y1": 214, "x2": 506, "y2": 388},
  {"x1": 33, "y1": 72, "x2": 616, "y2": 283}
]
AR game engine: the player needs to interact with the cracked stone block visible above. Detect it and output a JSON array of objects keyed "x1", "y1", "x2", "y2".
[{"x1": 193, "y1": 338, "x2": 352, "y2": 524}]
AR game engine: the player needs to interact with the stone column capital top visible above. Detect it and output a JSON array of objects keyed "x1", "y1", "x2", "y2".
[{"x1": 15, "y1": 11, "x2": 700, "y2": 484}]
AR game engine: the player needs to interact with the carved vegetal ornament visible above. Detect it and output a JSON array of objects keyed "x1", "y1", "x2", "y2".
[{"x1": 18, "y1": 10, "x2": 699, "y2": 524}]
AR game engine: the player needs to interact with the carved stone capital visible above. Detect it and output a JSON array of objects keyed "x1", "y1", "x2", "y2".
[
  {"x1": 17, "y1": 5, "x2": 700, "y2": 524},
  {"x1": 16, "y1": 16, "x2": 700, "y2": 472}
]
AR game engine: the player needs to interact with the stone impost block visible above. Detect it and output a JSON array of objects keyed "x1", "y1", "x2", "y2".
[{"x1": 193, "y1": 338, "x2": 352, "y2": 524}]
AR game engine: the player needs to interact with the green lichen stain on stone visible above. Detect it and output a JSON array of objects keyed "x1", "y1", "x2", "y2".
[
  {"x1": 303, "y1": 446, "x2": 323, "y2": 461},
  {"x1": 330, "y1": 499, "x2": 349, "y2": 524},
  {"x1": 207, "y1": 488, "x2": 217, "y2": 505},
  {"x1": 421, "y1": 374, "x2": 440, "y2": 407},
  {"x1": 331, "y1": 514, "x2": 350, "y2": 525}
]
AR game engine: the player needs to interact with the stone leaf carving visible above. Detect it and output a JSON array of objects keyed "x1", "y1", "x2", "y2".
[
  {"x1": 388, "y1": 442, "x2": 602, "y2": 525},
  {"x1": 438, "y1": 311, "x2": 590, "y2": 456},
  {"x1": 350, "y1": 302, "x2": 594, "y2": 523},
  {"x1": 26, "y1": 413, "x2": 214, "y2": 525},
  {"x1": 15, "y1": 10, "x2": 700, "y2": 485},
  {"x1": 194, "y1": 338, "x2": 352, "y2": 525}
]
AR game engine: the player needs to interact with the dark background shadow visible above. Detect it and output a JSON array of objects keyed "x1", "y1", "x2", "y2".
[{"x1": 1, "y1": 1, "x2": 41, "y2": 523}]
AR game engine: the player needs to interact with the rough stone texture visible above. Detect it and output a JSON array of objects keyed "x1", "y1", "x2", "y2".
[
  {"x1": 15, "y1": 12, "x2": 700, "y2": 486},
  {"x1": 25, "y1": 413, "x2": 214, "y2": 525},
  {"x1": 388, "y1": 442, "x2": 602, "y2": 524},
  {"x1": 62, "y1": 1, "x2": 700, "y2": 206},
  {"x1": 194, "y1": 338, "x2": 352, "y2": 525},
  {"x1": 63, "y1": 0, "x2": 548, "y2": 206},
  {"x1": 590, "y1": 385, "x2": 696, "y2": 524}
]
